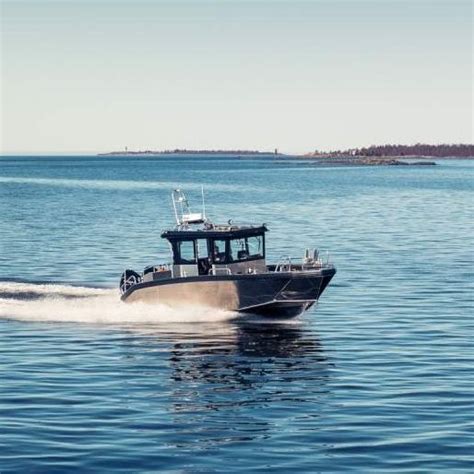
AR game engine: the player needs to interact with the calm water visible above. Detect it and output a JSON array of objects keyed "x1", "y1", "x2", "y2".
[{"x1": 0, "y1": 156, "x2": 473, "y2": 472}]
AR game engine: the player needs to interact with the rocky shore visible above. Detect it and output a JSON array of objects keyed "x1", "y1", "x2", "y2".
[{"x1": 281, "y1": 156, "x2": 437, "y2": 167}]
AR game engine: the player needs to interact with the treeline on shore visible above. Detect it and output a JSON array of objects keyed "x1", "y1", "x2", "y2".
[{"x1": 309, "y1": 144, "x2": 474, "y2": 158}]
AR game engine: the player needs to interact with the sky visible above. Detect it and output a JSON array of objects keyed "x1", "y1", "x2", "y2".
[{"x1": 0, "y1": 0, "x2": 472, "y2": 154}]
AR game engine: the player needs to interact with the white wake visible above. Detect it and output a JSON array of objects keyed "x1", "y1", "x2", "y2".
[{"x1": 0, "y1": 281, "x2": 236, "y2": 325}]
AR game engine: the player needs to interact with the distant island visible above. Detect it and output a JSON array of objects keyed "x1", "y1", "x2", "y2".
[{"x1": 99, "y1": 148, "x2": 280, "y2": 156}]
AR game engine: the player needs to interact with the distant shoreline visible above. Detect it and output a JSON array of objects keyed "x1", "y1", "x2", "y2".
[
  {"x1": 98, "y1": 149, "x2": 279, "y2": 156},
  {"x1": 98, "y1": 144, "x2": 474, "y2": 160}
]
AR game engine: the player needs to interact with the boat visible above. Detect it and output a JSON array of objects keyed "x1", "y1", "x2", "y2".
[{"x1": 120, "y1": 189, "x2": 336, "y2": 318}]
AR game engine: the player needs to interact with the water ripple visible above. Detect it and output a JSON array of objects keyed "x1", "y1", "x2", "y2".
[{"x1": 0, "y1": 158, "x2": 473, "y2": 472}]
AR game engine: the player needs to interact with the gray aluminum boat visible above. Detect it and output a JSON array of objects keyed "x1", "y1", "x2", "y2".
[{"x1": 120, "y1": 190, "x2": 336, "y2": 318}]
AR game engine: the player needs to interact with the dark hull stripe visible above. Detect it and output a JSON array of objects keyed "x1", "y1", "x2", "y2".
[{"x1": 121, "y1": 268, "x2": 336, "y2": 301}]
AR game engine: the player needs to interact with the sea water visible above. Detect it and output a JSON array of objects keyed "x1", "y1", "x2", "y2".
[{"x1": 0, "y1": 156, "x2": 473, "y2": 472}]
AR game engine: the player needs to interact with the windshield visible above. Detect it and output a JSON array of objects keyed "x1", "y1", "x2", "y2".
[{"x1": 229, "y1": 235, "x2": 264, "y2": 262}]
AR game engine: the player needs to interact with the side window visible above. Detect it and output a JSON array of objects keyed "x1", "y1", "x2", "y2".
[
  {"x1": 247, "y1": 235, "x2": 263, "y2": 258},
  {"x1": 212, "y1": 239, "x2": 228, "y2": 263},
  {"x1": 230, "y1": 238, "x2": 249, "y2": 261},
  {"x1": 196, "y1": 239, "x2": 209, "y2": 259},
  {"x1": 176, "y1": 240, "x2": 196, "y2": 264}
]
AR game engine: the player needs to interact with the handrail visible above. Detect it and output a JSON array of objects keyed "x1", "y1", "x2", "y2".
[
  {"x1": 210, "y1": 266, "x2": 232, "y2": 276},
  {"x1": 274, "y1": 251, "x2": 333, "y2": 273},
  {"x1": 275, "y1": 256, "x2": 293, "y2": 272}
]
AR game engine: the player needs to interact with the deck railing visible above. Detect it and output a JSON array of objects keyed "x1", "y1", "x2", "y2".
[
  {"x1": 210, "y1": 266, "x2": 232, "y2": 276},
  {"x1": 274, "y1": 251, "x2": 332, "y2": 272}
]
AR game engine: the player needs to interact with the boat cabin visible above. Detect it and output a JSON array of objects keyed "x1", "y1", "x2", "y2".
[{"x1": 161, "y1": 224, "x2": 268, "y2": 278}]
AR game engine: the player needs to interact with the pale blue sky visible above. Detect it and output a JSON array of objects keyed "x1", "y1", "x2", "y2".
[{"x1": 1, "y1": 0, "x2": 472, "y2": 154}]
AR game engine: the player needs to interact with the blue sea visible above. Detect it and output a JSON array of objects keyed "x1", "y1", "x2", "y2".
[{"x1": 0, "y1": 156, "x2": 473, "y2": 472}]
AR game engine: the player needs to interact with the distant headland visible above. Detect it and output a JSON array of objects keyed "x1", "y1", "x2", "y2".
[
  {"x1": 296, "y1": 144, "x2": 473, "y2": 166},
  {"x1": 303, "y1": 144, "x2": 474, "y2": 159}
]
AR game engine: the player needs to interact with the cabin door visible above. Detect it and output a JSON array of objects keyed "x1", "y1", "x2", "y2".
[{"x1": 196, "y1": 239, "x2": 210, "y2": 275}]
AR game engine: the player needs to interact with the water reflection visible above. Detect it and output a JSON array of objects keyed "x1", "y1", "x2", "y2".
[
  {"x1": 159, "y1": 320, "x2": 332, "y2": 447},
  {"x1": 109, "y1": 318, "x2": 332, "y2": 448},
  {"x1": 169, "y1": 321, "x2": 328, "y2": 386}
]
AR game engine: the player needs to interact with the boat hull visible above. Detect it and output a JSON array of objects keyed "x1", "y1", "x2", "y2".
[{"x1": 121, "y1": 268, "x2": 336, "y2": 318}]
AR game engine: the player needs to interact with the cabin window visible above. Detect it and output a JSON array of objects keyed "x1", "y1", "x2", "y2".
[
  {"x1": 212, "y1": 239, "x2": 228, "y2": 263},
  {"x1": 247, "y1": 235, "x2": 264, "y2": 259},
  {"x1": 229, "y1": 235, "x2": 264, "y2": 262},
  {"x1": 196, "y1": 239, "x2": 209, "y2": 259},
  {"x1": 174, "y1": 240, "x2": 196, "y2": 264},
  {"x1": 209, "y1": 234, "x2": 265, "y2": 264},
  {"x1": 230, "y1": 238, "x2": 249, "y2": 261}
]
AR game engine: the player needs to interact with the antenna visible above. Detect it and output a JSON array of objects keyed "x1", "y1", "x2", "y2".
[
  {"x1": 172, "y1": 189, "x2": 205, "y2": 227},
  {"x1": 172, "y1": 188, "x2": 184, "y2": 225}
]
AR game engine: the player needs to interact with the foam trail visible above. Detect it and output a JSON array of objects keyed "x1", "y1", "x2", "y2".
[
  {"x1": 0, "y1": 282, "x2": 237, "y2": 325},
  {"x1": 0, "y1": 176, "x2": 250, "y2": 193}
]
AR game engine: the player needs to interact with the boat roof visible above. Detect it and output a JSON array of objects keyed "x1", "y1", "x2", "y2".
[{"x1": 161, "y1": 224, "x2": 267, "y2": 241}]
